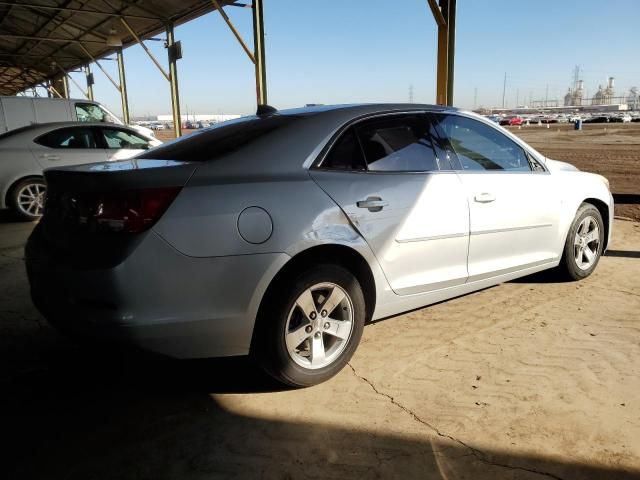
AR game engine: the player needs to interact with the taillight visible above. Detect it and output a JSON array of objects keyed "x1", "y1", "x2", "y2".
[{"x1": 71, "y1": 187, "x2": 181, "y2": 233}]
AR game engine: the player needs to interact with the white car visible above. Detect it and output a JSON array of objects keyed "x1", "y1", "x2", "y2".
[
  {"x1": 25, "y1": 104, "x2": 614, "y2": 387},
  {"x1": 0, "y1": 122, "x2": 161, "y2": 219}
]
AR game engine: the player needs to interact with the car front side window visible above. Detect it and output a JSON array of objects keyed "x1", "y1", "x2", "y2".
[
  {"x1": 101, "y1": 128, "x2": 149, "y2": 150},
  {"x1": 435, "y1": 114, "x2": 532, "y2": 172},
  {"x1": 75, "y1": 103, "x2": 112, "y2": 123}
]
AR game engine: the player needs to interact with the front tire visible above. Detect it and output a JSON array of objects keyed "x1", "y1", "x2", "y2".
[
  {"x1": 10, "y1": 177, "x2": 46, "y2": 221},
  {"x1": 252, "y1": 264, "x2": 365, "y2": 387},
  {"x1": 557, "y1": 203, "x2": 604, "y2": 280}
]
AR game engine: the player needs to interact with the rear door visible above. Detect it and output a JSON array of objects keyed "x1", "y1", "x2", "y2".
[
  {"x1": 98, "y1": 126, "x2": 153, "y2": 160},
  {"x1": 31, "y1": 126, "x2": 107, "y2": 168},
  {"x1": 310, "y1": 112, "x2": 469, "y2": 295},
  {"x1": 433, "y1": 113, "x2": 561, "y2": 281}
]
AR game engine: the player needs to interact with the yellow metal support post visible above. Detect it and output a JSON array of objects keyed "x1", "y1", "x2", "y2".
[
  {"x1": 446, "y1": 0, "x2": 456, "y2": 105},
  {"x1": 252, "y1": 0, "x2": 267, "y2": 105},
  {"x1": 167, "y1": 24, "x2": 182, "y2": 138},
  {"x1": 85, "y1": 65, "x2": 94, "y2": 101},
  {"x1": 116, "y1": 47, "x2": 130, "y2": 124},
  {"x1": 434, "y1": 0, "x2": 449, "y2": 106}
]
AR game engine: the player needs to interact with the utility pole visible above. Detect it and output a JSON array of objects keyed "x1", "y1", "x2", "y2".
[
  {"x1": 545, "y1": 84, "x2": 549, "y2": 108},
  {"x1": 516, "y1": 88, "x2": 519, "y2": 107},
  {"x1": 409, "y1": 84, "x2": 414, "y2": 103},
  {"x1": 473, "y1": 87, "x2": 477, "y2": 109},
  {"x1": 502, "y1": 72, "x2": 507, "y2": 108}
]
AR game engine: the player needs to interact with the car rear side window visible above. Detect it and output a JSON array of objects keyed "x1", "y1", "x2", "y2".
[
  {"x1": 100, "y1": 128, "x2": 150, "y2": 149},
  {"x1": 435, "y1": 114, "x2": 531, "y2": 171},
  {"x1": 321, "y1": 127, "x2": 367, "y2": 171},
  {"x1": 355, "y1": 115, "x2": 440, "y2": 172},
  {"x1": 35, "y1": 127, "x2": 97, "y2": 149}
]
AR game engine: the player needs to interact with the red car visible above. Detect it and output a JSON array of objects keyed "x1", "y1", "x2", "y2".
[{"x1": 498, "y1": 116, "x2": 523, "y2": 126}]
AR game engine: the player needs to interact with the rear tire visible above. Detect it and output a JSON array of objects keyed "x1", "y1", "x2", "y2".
[
  {"x1": 252, "y1": 264, "x2": 365, "y2": 388},
  {"x1": 10, "y1": 177, "x2": 46, "y2": 221},
  {"x1": 557, "y1": 203, "x2": 604, "y2": 281}
]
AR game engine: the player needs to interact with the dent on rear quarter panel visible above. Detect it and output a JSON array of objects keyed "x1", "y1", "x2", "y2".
[{"x1": 153, "y1": 172, "x2": 366, "y2": 258}]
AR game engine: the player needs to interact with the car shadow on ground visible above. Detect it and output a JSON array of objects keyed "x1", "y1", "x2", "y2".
[
  {"x1": 613, "y1": 193, "x2": 640, "y2": 205},
  {"x1": 3, "y1": 337, "x2": 640, "y2": 480},
  {"x1": 605, "y1": 249, "x2": 640, "y2": 259}
]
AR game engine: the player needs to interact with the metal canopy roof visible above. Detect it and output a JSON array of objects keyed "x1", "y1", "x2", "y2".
[{"x1": 0, "y1": 0, "x2": 237, "y2": 95}]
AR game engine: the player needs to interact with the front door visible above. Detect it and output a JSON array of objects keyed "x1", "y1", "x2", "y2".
[
  {"x1": 433, "y1": 113, "x2": 561, "y2": 281},
  {"x1": 310, "y1": 113, "x2": 470, "y2": 295}
]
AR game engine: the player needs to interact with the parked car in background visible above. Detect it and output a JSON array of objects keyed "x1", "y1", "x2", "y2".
[
  {"x1": 26, "y1": 104, "x2": 613, "y2": 387},
  {"x1": 0, "y1": 96, "x2": 155, "y2": 138},
  {"x1": 0, "y1": 122, "x2": 161, "y2": 219},
  {"x1": 508, "y1": 116, "x2": 524, "y2": 126},
  {"x1": 584, "y1": 116, "x2": 609, "y2": 124}
]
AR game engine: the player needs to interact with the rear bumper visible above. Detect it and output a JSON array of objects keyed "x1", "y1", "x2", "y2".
[{"x1": 26, "y1": 226, "x2": 289, "y2": 358}]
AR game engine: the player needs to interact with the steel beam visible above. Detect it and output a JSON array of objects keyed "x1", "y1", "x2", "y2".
[
  {"x1": 119, "y1": 17, "x2": 170, "y2": 81},
  {"x1": 58, "y1": 65, "x2": 88, "y2": 99},
  {"x1": 116, "y1": 48, "x2": 130, "y2": 124},
  {"x1": 429, "y1": 0, "x2": 449, "y2": 105},
  {"x1": 211, "y1": 0, "x2": 255, "y2": 63},
  {"x1": 446, "y1": 0, "x2": 456, "y2": 105},
  {"x1": 61, "y1": 74, "x2": 69, "y2": 98},
  {"x1": 252, "y1": 0, "x2": 267, "y2": 105},
  {"x1": 0, "y1": 1, "x2": 159, "y2": 21},
  {"x1": 78, "y1": 43, "x2": 121, "y2": 91},
  {"x1": 0, "y1": 34, "x2": 108, "y2": 44},
  {"x1": 167, "y1": 24, "x2": 182, "y2": 138},
  {"x1": 85, "y1": 65, "x2": 94, "y2": 100}
]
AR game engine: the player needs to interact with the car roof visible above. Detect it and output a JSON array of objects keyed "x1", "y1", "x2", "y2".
[
  {"x1": 0, "y1": 122, "x2": 137, "y2": 144},
  {"x1": 276, "y1": 103, "x2": 457, "y2": 117}
]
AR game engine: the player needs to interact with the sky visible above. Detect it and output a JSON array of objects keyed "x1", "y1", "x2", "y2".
[{"x1": 54, "y1": 0, "x2": 640, "y2": 118}]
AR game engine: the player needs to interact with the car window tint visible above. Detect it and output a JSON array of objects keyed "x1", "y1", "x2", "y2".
[
  {"x1": 356, "y1": 115, "x2": 440, "y2": 172},
  {"x1": 137, "y1": 114, "x2": 302, "y2": 162},
  {"x1": 35, "y1": 127, "x2": 97, "y2": 149},
  {"x1": 322, "y1": 127, "x2": 367, "y2": 171},
  {"x1": 101, "y1": 128, "x2": 149, "y2": 149},
  {"x1": 435, "y1": 114, "x2": 531, "y2": 171}
]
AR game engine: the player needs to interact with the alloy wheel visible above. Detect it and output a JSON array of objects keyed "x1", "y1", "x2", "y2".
[
  {"x1": 16, "y1": 182, "x2": 46, "y2": 218},
  {"x1": 574, "y1": 215, "x2": 600, "y2": 270},
  {"x1": 284, "y1": 282, "x2": 354, "y2": 370}
]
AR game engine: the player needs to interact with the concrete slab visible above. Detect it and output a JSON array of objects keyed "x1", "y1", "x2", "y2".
[{"x1": 1, "y1": 219, "x2": 639, "y2": 479}]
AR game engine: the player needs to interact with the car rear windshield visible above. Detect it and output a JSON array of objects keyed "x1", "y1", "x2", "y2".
[{"x1": 137, "y1": 114, "x2": 303, "y2": 162}]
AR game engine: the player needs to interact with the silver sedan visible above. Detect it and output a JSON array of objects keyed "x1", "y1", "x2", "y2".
[
  {"x1": 0, "y1": 122, "x2": 161, "y2": 220},
  {"x1": 26, "y1": 104, "x2": 613, "y2": 387}
]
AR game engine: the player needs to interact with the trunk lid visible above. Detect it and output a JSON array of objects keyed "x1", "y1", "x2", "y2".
[{"x1": 34, "y1": 159, "x2": 197, "y2": 269}]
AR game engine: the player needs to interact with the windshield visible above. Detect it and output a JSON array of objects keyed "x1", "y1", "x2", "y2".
[{"x1": 75, "y1": 103, "x2": 124, "y2": 125}]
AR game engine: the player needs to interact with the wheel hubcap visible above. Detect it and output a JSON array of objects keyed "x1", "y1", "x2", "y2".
[
  {"x1": 574, "y1": 215, "x2": 600, "y2": 270},
  {"x1": 17, "y1": 183, "x2": 46, "y2": 217},
  {"x1": 285, "y1": 282, "x2": 354, "y2": 370}
]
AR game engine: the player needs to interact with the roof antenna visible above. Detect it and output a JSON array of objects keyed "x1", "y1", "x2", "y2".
[{"x1": 256, "y1": 104, "x2": 278, "y2": 116}]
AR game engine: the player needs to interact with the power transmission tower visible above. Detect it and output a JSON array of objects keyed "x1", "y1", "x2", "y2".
[
  {"x1": 409, "y1": 84, "x2": 414, "y2": 103},
  {"x1": 473, "y1": 87, "x2": 477, "y2": 108},
  {"x1": 502, "y1": 73, "x2": 507, "y2": 108}
]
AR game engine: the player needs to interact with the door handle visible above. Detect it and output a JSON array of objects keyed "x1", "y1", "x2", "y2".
[
  {"x1": 40, "y1": 154, "x2": 60, "y2": 161},
  {"x1": 357, "y1": 196, "x2": 388, "y2": 212},
  {"x1": 474, "y1": 192, "x2": 496, "y2": 203}
]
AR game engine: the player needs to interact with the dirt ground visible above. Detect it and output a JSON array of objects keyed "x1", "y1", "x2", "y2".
[
  {"x1": 509, "y1": 123, "x2": 640, "y2": 222},
  {"x1": 1, "y1": 212, "x2": 639, "y2": 478}
]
